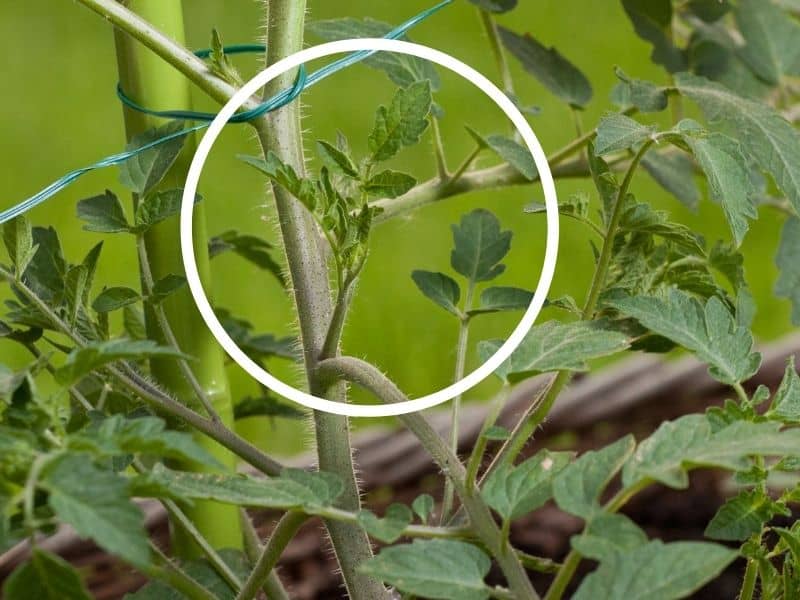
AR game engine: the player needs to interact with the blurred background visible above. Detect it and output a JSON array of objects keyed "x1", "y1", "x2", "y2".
[{"x1": 0, "y1": 0, "x2": 792, "y2": 456}]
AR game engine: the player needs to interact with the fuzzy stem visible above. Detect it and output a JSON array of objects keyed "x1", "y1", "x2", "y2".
[
  {"x1": 478, "y1": 8, "x2": 514, "y2": 97},
  {"x1": 739, "y1": 558, "x2": 758, "y2": 600},
  {"x1": 235, "y1": 512, "x2": 307, "y2": 600},
  {"x1": 254, "y1": 2, "x2": 387, "y2": 597},
  {"x1": 239, "y1": 510, "x2": 291, "y2": 600},
  {"x1": 113, "y1": 0, "x2": 241, "y2": 555},
  {"x1": 431, "y1": 115, "x2": 450, "y2": 180},
  {"x1": 316, "y1": 356, "x2": 540, "y2": 600},
  {"x1": 441, "y1": 282, "x2": 475, "y2": 523}
]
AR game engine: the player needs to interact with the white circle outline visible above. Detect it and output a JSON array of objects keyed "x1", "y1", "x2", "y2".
[{"x1": 181, "y1": 38, "x2": 559, "y2": 417}]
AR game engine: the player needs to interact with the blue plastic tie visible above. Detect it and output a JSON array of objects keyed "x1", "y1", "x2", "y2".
[{"x1": 1, "y1": 0, "x2": 451, "y2": 224}]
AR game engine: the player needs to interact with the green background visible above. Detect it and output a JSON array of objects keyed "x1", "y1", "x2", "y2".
[{"x1": 0, "y1": 0, "x2": 791, "y2": 456}]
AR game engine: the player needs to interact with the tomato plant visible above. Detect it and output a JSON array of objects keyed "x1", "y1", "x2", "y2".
[{"x1": 2, "y1": 0, "x2": 800, "y2": 599}]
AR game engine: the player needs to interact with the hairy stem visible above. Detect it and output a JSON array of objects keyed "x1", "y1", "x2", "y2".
[
  {"x1": 235, "y1": 512, "x2": 307, "y2": 600},
  {"x1": 441, "y1": 283, "x2": 475, "y2": 523},
  {"x1": 254, "y1": 2, "x2": 387, "y2": 597},
  {"x1": 239, "y1": 510, "x2": 291, "y2": 600},
  {"x1": 478, "y1": 8, "x2": 514, "y2": 97},
  {"x1": 316, "y1": 356, "x2": 540, "y2": 600},
  {"x1": 739, "y1": 558, "x2": 758, "y2": 600},
  {"x1": 113, "y1": 0, "x2": 241, "y2": 554}
]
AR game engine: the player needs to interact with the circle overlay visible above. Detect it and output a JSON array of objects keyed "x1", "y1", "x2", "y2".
[{"x1": 181, "y1": 39, "x2": 559, "y2": 417}]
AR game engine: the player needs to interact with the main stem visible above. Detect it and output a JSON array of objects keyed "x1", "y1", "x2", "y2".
[
  {"x1": 113, "y1": 0, "x2": 241, "y2": 555},
  {"x1": 253, "y1": 2, "x2": 387, "y2": 597}
]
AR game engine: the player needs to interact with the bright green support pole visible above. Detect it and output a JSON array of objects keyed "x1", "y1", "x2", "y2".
[{"x1": 113, "y1": 0, "x2": 242, "y2": 555}]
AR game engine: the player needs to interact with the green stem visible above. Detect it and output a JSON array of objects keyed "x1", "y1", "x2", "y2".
[
  {"x1": 739, "y1": 558, "x2": 758, "y2": 600},
  {"x1": 316, "y1": 356, "x2": 540, "y2": 600},
  {"x1": 478, "y1": 8, "x2": 514, "y2": 97},
  {"x1": 0, "y1": 266, "x2": 285, "y2": 478},
  {"x1": 441, "y1": 282, "x2": 475, "y2": 523},
  {"x1": 113, "y1": 0, "x2": 240, "y2": 556},
  {"x1": 235, "y1": 512, "x2": 307, "y2": 600},
  {"x1": 147, "y1": 544, "x2": 219, "y2": 600},
  {"x1": 254, "y1": 2, "x2": 387, "y2": 597},
  {"x1": 239, "y1": 510, "x2": 291, "y2": 600},
  {"x1": 465, "y1": 389, "x2": 506, "y2": 487},
  {"x1": 543, "y1": 480, "x2": 650, "y2": 600},
  {"x1": 431, "y1": 115, "x2": 450, "y2": 180}
]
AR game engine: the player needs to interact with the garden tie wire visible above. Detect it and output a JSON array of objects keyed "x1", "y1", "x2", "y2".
[{"x1": 0, "y1": 0, "x2": 451, "y2": 225}]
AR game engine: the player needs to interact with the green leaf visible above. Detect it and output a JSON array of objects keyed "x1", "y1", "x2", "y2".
[
  {"x1": 3, "y1": 216, "x2": 37, "y2": 277},
  {"x1": 411, "y1": 270, "x2": 461, "y2": 317},
  {"x1": 2, "y1": 549, "x2": 92, "y2": 600},
  {"x1": 208, "y1": 230, "x2": 283, "y2": 286},
  {"x1": 369, "y1": 81, "x2": 432, "y2": 163},
  {"x1": 767, "y1": 357, "x2": 800, "y2": 423},
  {"x1": 705, "y1": 488, "x2": 786, "y2": 541},
  {"x1": 119, "y1": 121, "x2": 187, "y2": 196},
  {"x1": 480, "y1": 320, "x2": 630, "y2": 382},
  {"x1": 133, "y1": 464, "x2": 343, "y2": 511},
  {"x1": 468, "y1": 286, "x2": 533, "y2": 316},
  {"x1": 55, "y1": 339, "x2": 188, "y2": 385},
  {"x1": 363, "y1": 170, "x2": 416, "y2": 198},
  {"x1": 570, "y1": 513, "x2": 649, "y2": 561},
  {"x1": 238, "y1": 152, "x2": 318, "y2": 212},
  {"x1": 736, "y1": 0, "x2": 800, "y2": 85},
  {"x1": 621, "y1": 0, "x2": 686, "y2": 72},
  {"x1": 594, "y1": 113, "x2": 656, "y2": 155},
  {"x1": 467, "y1": 0, "x2": 517, "y2": 13},
  {"x1": 687, "y1": 0, "x2": 732, "y2": 22},
  {"x1": 669, "y1": 120, "x2": 756, "y2": 246},
  {"x1": 776, "y1": 217, "x2": 800, "y2": 325},
  {"x1": 361, "y1": 539, "x2": 492, "y2": 600},
  {"x1": 76, "y1": 190, "x2": 130, "y2": 233},
  {"x1": 307, "y1": 18, "x2": 440, "y2": 90},
  {"x1": 618, "y1": 202, "x2": 705, "y2": 255},
  {"x1": 607, "y1": 288, "x2": 761, "y2": 385},
  {"x1": 497, "y1": 27, "x2": 592, "y2": 108},
  {"x1": 134, "y1": 189, "x2": 193, "y2": 231},
  {"x1": 553, "y1": 435, "x2": 635, "y2": 520},
  {"x1": 123, "y1": 305, "x2": 147, "y2": 340},
  {"x1": 675, "y1": 72, "x2": 800, "y2": 217},
  {"x1": 450, "y1": 209, "x2": 512, "y2": 283},
  {"x1": 611, "y1": 68, "x2": 670, "y2": 113},
  {"x1": 482, "y1": 450, "x2": 572, "y2": 520},
  {"x1": 641, "y1": 151, "x2": 700, "y2": 211},
  {"x1": 358, "y1": 503, "x2": 413, "y2": 543},
  {"x1": 316, "y1": 140, "x2": 359, "y2": 178},
  {"x1": 484, "y1": 135, "x2": 537, "y2": 180},
  {"x1": 207, "y1": 29, "x2": 243, "y2": 87},
  {"x1": 71, "y1": 414, "x2": 220, "y2": 467},
  {"x1": 233, "y1": 395, "x2": 306, "y2": 421},
  {"x1": 573, "y1": 540, "x2": 736, "y2": 600},
  {"x1": 43, "y1": 454, "x2": 149, "y2": 566},
  {"x1": 150, "y1": 274, "x2": 187, "y2": 303},
  {"x1": 622, "y1": 415, "x2": 800, "y2": 488},
  {"x1": 64, "y1": 265, "x2": 88, "y2": 326},
  {"x1": 412, "y1": 494, "x2": 435, "y2": 523},
  {"x1": 92, "y1": 287, "x2": 140, "y2": 313}
]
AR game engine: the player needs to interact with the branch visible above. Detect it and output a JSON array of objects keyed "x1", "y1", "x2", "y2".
[
  {"x1": 316, "y1": 356, "x2": 540, "y2": 600},
  {"x1": 75, "y1": 0, "x2": 259, "y2": 111}
]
